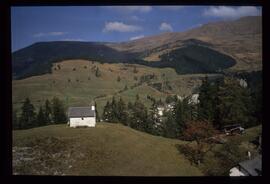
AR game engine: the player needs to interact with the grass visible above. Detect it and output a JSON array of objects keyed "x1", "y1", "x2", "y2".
[
  {"x1": 12, "y1": 59, "x2": 221, "y2": 114},
  {"x1": 13, "y1": 122, "x2": 203, "y2": 176}
]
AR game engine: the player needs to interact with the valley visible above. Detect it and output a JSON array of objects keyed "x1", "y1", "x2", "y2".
[{"x1": 11, "y1": 14, "x2": 262, "y2": 176}]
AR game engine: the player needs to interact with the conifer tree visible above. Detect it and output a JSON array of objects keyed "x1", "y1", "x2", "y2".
[
  {"x1": 126, "y1": 101, "x2": 134, "y2": 127},
  {"x1": 130, "y1": 98, "x2": 148, "y2": 131},
  {"x1": 103, "y1": 101, "x2": 112, "y2": 122},
  {"x1": 95, "y1": 101, "x2": 100, "y2": 122},
  {"x1": 174, "y1": 99, "x2": 187, "y2": 136},
  {"x1": 215, "y1": 77, "x2": 251, "y2": 128},
  {"x1": 110, "y1": 96, "x2": 118, "y2": 123},
  {"x1": 19, "y1": 98, "x2": 36, "y2": 129},
  {"x1": 36, "y1": 106, "x2": 46, "y2": 126},
  {"x1": 117, "y1": 97, "x2": 128, "y2": 125},
  {"x1": 198, "y1": 75, "x2": 216, "y2": 122},
  {"x1": 12, "y1": 108, "x2": 19, "y2": 130},
  {"x1": 51, "y1": 97, "x2": 67, "y2": 124},
  {"x1": 44, "y1": 99, "x2": 52, "y2": 124}
]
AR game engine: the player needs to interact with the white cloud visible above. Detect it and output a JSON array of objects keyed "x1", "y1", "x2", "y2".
[
  {"x1": 107, "y1": 6, "x2": 152, "y2": 13},
  {"x1": 159, "y1": 22, "x2": 173, "y2": 32},
  {"x1": 158, "y1": 6, "x2": 184, "y2": 10},
  {"x1": 103, "y1": 21, "x2": 142, "y2": 33},
  {"x1": 61, "y1": 38, "x2": 85, "y2": 41},
  {"x1": 130, "y1": 15, "x2": 144, "y2": 22},
  {"x1": 130, "y1": 35, "x2": 145, "y2": 41},
  {"x1": 33, "y1": 32, "x2": 67, "y2": 38},
  {"x1": 203, "y1": 6, "x2": 261, "y2": 19}
]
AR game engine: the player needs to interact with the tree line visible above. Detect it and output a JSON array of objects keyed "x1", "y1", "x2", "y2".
[
  {"x1": 13, "y1": 75, "x2": 261, "y2": 136},
  {"x1": 101, "y1": 75, "x2": 261, "y2": 167},
  {"x1": 13, "y1": 97, "x2": 67, "y2": 130},
  {"x1": 102, "y1": 75, "x2": 262, "y2": 139}
]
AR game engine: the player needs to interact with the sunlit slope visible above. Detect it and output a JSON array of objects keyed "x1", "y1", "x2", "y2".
[
  {"x1": 12, "y1": 59, "x2": 222, "y2": 113},
  {"x1": 13, "y1": 123, "x2": 203, "y2": 176}
]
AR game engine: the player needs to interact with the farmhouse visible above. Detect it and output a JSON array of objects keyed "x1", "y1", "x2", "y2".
[
  {"x1": 229, "y1": 155, "x2": 262, "y2": 176},
  {"x1": 157, "y1": 106, "x2": 165, "y2": 116},
  {"x1": 188, "y1": 94, "x2": 199, "y2": 105},
  {"x1": 67, "y1": 105, "x2": 96, "y2": 127}
]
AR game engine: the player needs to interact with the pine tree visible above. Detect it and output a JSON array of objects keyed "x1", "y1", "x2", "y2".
[
  {"x1": 249, "y1": 81, "x2": 262, "y2": 126},
  {"x1": 95, "y1": 101, "x2": 100, "y2": 122},
  {"x1": 198, "y1": 75, "x2": 217, "y2": 122},
  {"x1": 36, "y1": 106, "x2": 46, "y2": 126},
  {"x1": 111, "y1": 96, "x2": 118, "y2": 123},
  {"x1": 164, "y1": 111, "x2": 178, "y2": 138},
  {"x1": 215, "y1": 77, "x2": 251, "y2": 128},
  {"x1": 130, "y1": 98, "x2": 148, "y2": 131},
  {"x1": 51, "y1": 97, "x2": 67, "y2": 124},
  {"x1": 102, "y1": 101, "x2": 112, "y2": 122},
  {"x1": 126, "y1": 101, "x2": 134, "y2": 127},
  {"x1": 174, "y1": 99, "x2": 186, "y2": 136},
  {"x1": 44, "y1": 99, "x2": 52, "y2": 124},
  {"x1": 117, "y1": 97, "x2": 128, "y2": 125},
  {"x1": 19, "y1": 98, "x2": 36, "y2": 129},
  {"x1": 12, "y1": 108, "x2": 19, "y2": 130}
]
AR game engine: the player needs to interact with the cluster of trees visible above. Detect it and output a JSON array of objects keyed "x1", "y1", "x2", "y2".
[
  {"x1": 198, "y1": 76, "x2": 262, "y2": 129},
  {"x1": 13, "y1": 97, "x2": 67, "y2": 130},
  {"x1": 176, "y1": 120, "x2": 217, "y2": 165},
  {"x1": 103, "y1": 75, "x2": 261, "y2": 138},
  {"x1": 102, "y1": 94, "x2": 193, "y2": 137},
  {"x1": 102, "y1": 95, "x2": 152, "y2": 133},
  {"x1": 139, "y1": 73, "x2": 157, "y2": 84}
]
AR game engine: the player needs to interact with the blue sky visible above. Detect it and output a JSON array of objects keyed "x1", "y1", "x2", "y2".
[{"x1": 11, "y1": 6, "x2": 262, "y2": 52}]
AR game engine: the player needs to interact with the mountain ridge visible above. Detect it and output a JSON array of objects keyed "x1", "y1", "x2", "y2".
[{"x1": 12, "y1": 16, "x2": 261, "y2": 79}]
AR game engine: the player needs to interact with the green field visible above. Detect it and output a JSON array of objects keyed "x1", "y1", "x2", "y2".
[
  {"x1": 12, "y1": 59, "x2": 222, "y2": 114},
  {"x1": 13, "y1": 122, "x2": 203, "y2": 176}
]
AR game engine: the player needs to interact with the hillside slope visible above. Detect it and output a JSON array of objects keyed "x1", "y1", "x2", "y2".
[
  {"x1": 12, "y1": 59, "x2": 223, "y2": 114},
  {"x1": 109, "y1": 16, "x2": 262, "y2": 71},
  {"x1": 12, "y1": 41, "x2": 139, "y2": 79},
  {"x1": 12, "y1": 16, "x2": 261, "y2": 79},
  {"x1": 13, "y1": 123, "x2": 203, "y2": 176}
]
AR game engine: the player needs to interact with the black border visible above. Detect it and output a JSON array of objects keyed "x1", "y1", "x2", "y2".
[{"x1": 0, "y1": 0, "x2": 268, "y2": 183}]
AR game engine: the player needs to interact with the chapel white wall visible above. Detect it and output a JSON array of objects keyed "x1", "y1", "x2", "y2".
[{"x1": 69, "y1": 117, "x2": 96, "y2": 127}]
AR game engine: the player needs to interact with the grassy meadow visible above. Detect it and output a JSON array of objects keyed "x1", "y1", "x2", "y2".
[
  {"x1": 12, "y1": 59, "x2": 221, "y2": 114},
  {"x1": 13, "y1": 122, "x2": 203, "y2": 176}
]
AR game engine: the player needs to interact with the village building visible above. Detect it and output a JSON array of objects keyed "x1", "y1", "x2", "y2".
[
  {"x1": 238, "y1": 78, "x2": 248, "y2": 88},
  {"x1": 177, "y1": 95, "x2": 184, "y2": 102},
  {"x1": 229, "y1": 155, "x2": 262, "y2": 176},
  {"x1": 67, "y1": 105, "x2": 96, "y2": 128},
  {"x1": 157, "y1": 106, "x2": 165, "y2": 116},
  {"x1": 166, "y1": 102, "x2": 175, "y2": 111},
  {"x1": 188, "y1": 94, "x2": 200, "y2": 105}
]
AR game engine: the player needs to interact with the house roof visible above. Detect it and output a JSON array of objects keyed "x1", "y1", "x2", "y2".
[
  {"x1": 68, "y1": 107, "x2": 95, "y2": 118},
  {"x1": 239, "y1": 155, "x2": 262, "y2": 176}
]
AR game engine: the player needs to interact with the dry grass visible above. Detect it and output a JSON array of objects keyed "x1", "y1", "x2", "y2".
[
  {"x1": 12, "y1": 59, "x2": 219, "y2": 113},
  {"x1": 13, "y1": 123, "x2": 203, "y2": 176}
]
